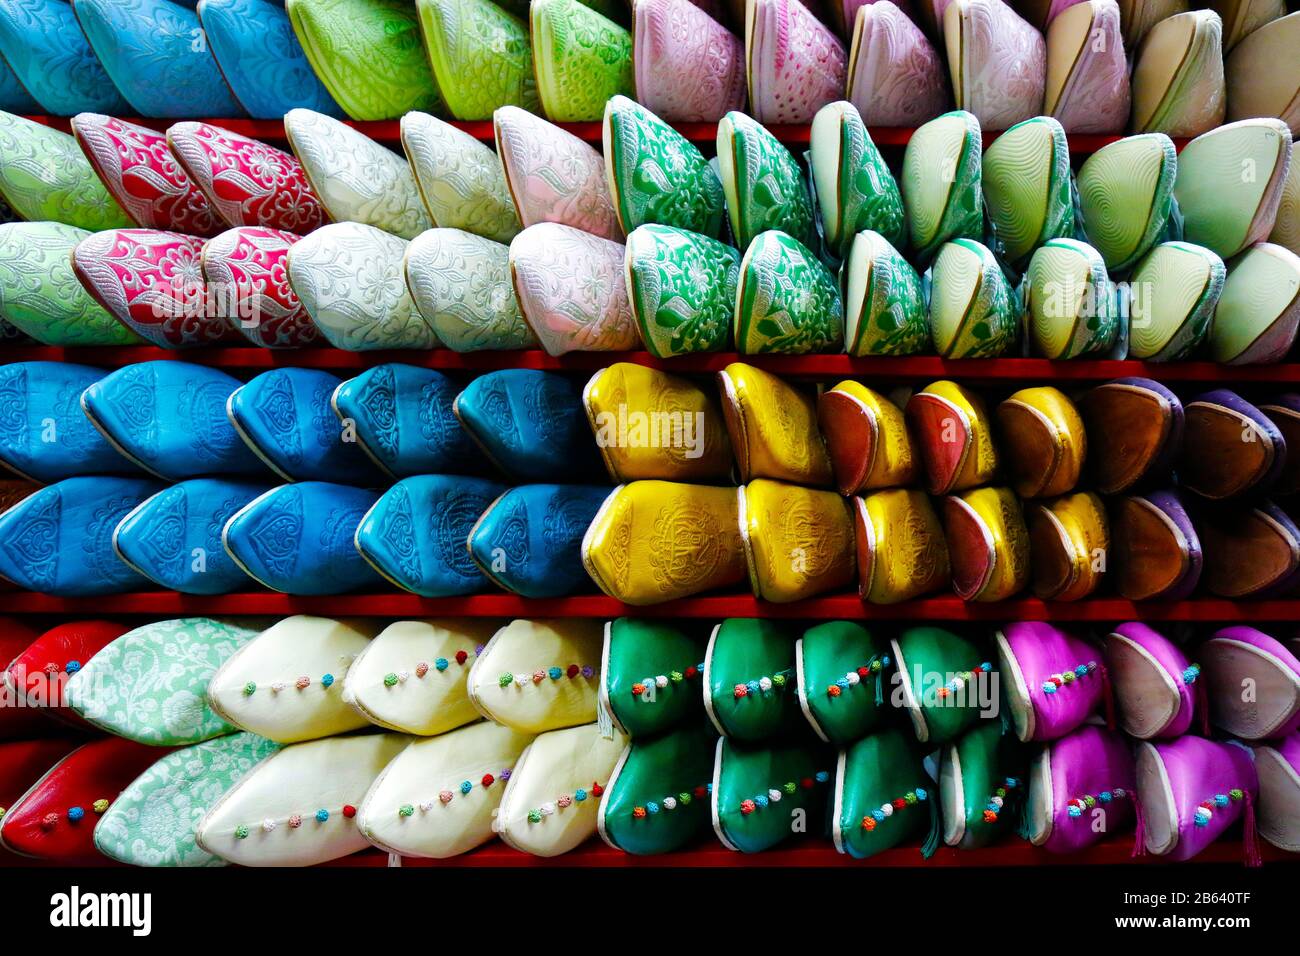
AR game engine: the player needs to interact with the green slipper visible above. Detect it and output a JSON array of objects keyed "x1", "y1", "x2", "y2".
[
  {"x1": 0, "y1": 111, "x2": 130, "y2": 230},
  {"x1": 928, "y1": 238, "x2": 1019, "y2": 358},
  {"x1": 810, "y1": 100, "x2": 905, "y2": 258},
  {"x1": 624, "y1": 223, "x2": 739, "y2": 357},
  {"x1": 890, "y1": 625, "x2": 995, "y2": 745},
  {"x1": 796, "y1": 621, "x2": 894, "y2": 746},
  {"x1": 603, "y1": 95, "x2": 725, "y2": 238},
  {"x1": 416, "y1": 0, "x2": 538, "y2": 120},
  {"x1": 902, "y1": 110, "x2": 983, "y2": 264},
  {"x1": 833, "y1": 726, "x2": 939, "y2": 860},
  {"x1": 712, "y1": 735, "x2": 833, "y2": 853},
  {"x1": 716, "y1": 110, "x2": 816, "y2": 251},
  {"x1": 598, "y1": 722, "x2": 717, "y2": 855},
  {"x1": 704, "y1": 618, "x2": 799, "y2": 742},
  {"x1": 938, "y1": 721, "x2": 1027, "y2": 849},
  {"x1": 601, "y1": 618, "x2": 706, "y2": 739},
  {"x1": 1076, "y1": 133, "x2": 1178, "y2": 272},
  {"x1": 1271, "y1": 143, "x2": 1298, "y2": 255},
  {"x1": 1210, "y1": 241, "x2": 1300, "y2": 365},
  {"x1": 1126, "y1": 240, "x2": 1226, "y2": 361},
  {"x1": 735, "y1": 229, "x2": 844, "y2": 354},
  {"x1": 1024, "y1": 237, "x2": 1119, "y2": 359},
  {"x1": 982, "y1": 116, "x2": 1074, "y2": 270},
  {"x1": 531, "y1": 0, "x2": 633, "y2": 122},
  {"x1": 842, "y1": 229, "x2": 930, "y2": 356},
  {"x1": 285, "y1": 0, "x2": 445, "y2": 120}
]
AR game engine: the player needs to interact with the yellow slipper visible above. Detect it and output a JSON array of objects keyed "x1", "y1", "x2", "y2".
[
  {"x1": 739, "y1": 479, "x2": 856, "y2": 603},
  {"x1": 854, "y1": 488, "x2": 951, "y2": 604},
  {"x1": 905, "y1": 380, "x2": 999, "y2": 495},
  {"x1": 994, "y1": 386, "x2": 1087, "y2": 499},
  {"x1": 941, "y1": 486, "x2": 1031, "y2": 602},
  {"x1": 1025, "y1": 491, "x2": 1109, "y2": 601},
  {"x1": 816, "y1": 380, "x2": 917, "y2": 495},
  {"x1": 717, "y1": 362, "x2": 833, "y2": 487}
]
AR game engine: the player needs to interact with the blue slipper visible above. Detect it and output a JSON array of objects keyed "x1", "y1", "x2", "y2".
[
  {"x1": 467, "y1": 484, "x2": 607, "y2": 597},
  {"x1": 72, "y1": 0, "x2": 245, "y2": 117},
  {"x1": 226, "y1": 368, "x2": 384, "y2": 484},
  {"x1": 0, "y1": 475, "x2": 164, "y2": 595},
  {"x1": 0, "y1": 362, "x2": 137, "y2": 482},
  {"x1": 453, "y1": 370, "x2": 602, "y2": 481},
  {"x1": 197, "y1": 0, "x2": 343, "y2": 119},
  {"x1": 80, "y1": 361, "x2": 267, "y2": 480},
  {"x1": 354, "y1": 474, "x2": 506, "y2": 597},
  {"x1": 0, "y1": 53, "x2": 38, "y2": 113},
  {"x1": 0, "y1": 0, "x2": 130, "y2": 115},
  {"x1": 113, "y1": 478, "x2": 271, "y2": 593},
  {"x1": 330, "y1": 363, "x2": 486, "y2": 478},
  {"x1": 222, "y1": 481, "x2": 381, "y2": 593}
]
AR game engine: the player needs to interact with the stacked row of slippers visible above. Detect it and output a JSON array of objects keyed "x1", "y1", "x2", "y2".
[{"x1": 0, "y1": 613, "x2": 1297, "y2": 864}]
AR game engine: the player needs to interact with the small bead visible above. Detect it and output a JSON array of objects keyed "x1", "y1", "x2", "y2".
[
  {"x1": 455, "y1": 650, "x2": 468, "y2": 665},
  {"x1": 655, "y1": 675, "x2": 668, "y2": 688},
  {"x1": 384, "y1": 673, "x2": 399, "y2": 687},
  {"x1": 67, "y1": 806, "x2": 85, "y2": 822},
  {"x1": 632, "y1": 682, "x2": 647, "y2": 695},
  {"x1": 460, "y1": 781, "x2": 473, "y2": 795},
  {"x1": 243, "y1": 682, "x2": 257, "y2": 696},
  {"x1": 92, "y1": 799, "x2": 109, "y2": 814},
  {"x1": 1214, "y1": 794, "x2": 1230, "y2": 807},
  {"x1": 500, "y1": 769, "x2": 511, "y2": 781},
  {"x1": 528, "y1": 810, "x2": 542, "y2": 823},
  {"x1": 567, "y1": 664, "x2": 581, "y2": 679},
  {"x1": 647, "y1": 801, "x2": 660, "y2": 814},
  {"x1": 296, "y1": 676, "x2": 311, "y2": 690},
  {"x1": 416, "y1": 662, "x2": 430, "y2": 678},
  {"x1": 581, "y1": 666, "x2": 594, "y2": 678},
  {"x1": 288, "y1": 814, "x2": 302, "y2": 828},
  {"x1": 65, "y1": 661, "x2": 81, "y2": 675},
  {"x1": 342, "y1": 805, "x2": 356, "y2": 818},
  {"x1": 1229, "y1": 789, "x2": 1244, "y2": 801},
  {"x1": 633, "y1": 806, "x2": 647, "y2": 819},
  {"x1": 270, "y1": 681, "x2": 285, "y2": 693},
  {"x1": 41, "y1": 812, "x2": 58, "y2": 830},
  {"x1": 663, "y1": 797, "x2": 677, "y2": 810},
  {"x1": 678, "y1": 793, "x2": 691, "y2": 805},
  {"x1": 685, "y1": 666, "x2": 698, "y2": 679},
  {"x1": 815, "y1": 771, "x2": 829, "y2": 784},
  {"x1": 548, "y1": 666, "x2": 563, "y2": 680},
  {"x1": 755, "y1": 795, "x2": 769, "y2": 809},
  {"x1": 321, "y1": 674, "x2": 334, "y2": 688},
  {"x1": 439, "y1": 791, "x2": 454, "y2": 805},
  {"x1": 42, "y1": 662, "x2": 58, "y2": 676},
  {"x1": 539, "y1": 803, "x2": 556, "y2": 816},
  {"x1": 758, "y1": 676, "x2": 772, "y2": 692},
  {"x1": 740, "y1": 799, "x2": 756, "y2": 815},
  {"x1": 399, "y1": 805, "x2": 414, "y2": 817},
  {"x1": 435, "y1": 658, "x2": 449, "y2": 672},
  {"x1": 746, "y1": 680, "x2": 760, "y2": 694},
  {"x1": 862, "y1": 817, "x2": 877, "y2": 831},
  {"x1": 498, "y1": 673, "x2": 514, "y2": 687},
  {"x1": 768, "y1": 789, "x2": 782, "y2": 803},
  {"x1": 532, "y1": 670, "x2": 545, "y2": 684},
  {"x1": 783, "y1": 782, "x2": 796, "y2": 795},
  {"x1": 670, "y1": 671, "x2": 683, "y2": 683},
  {"x1": 591, "y1": 783, "x2": 604, "y2": 797},
  {"x1": 481, "y1": 774, "x2": 495, "y2": 788},
  {"x1": 316, "y1": 809, "x2": 330, "y2": 822},
  {"x1": 262, "y1": 818, "x2": 277, "y2": 833},
  {"x1": 827, "y1": 685, "x2": 842, "y2": 698},
  {"x1": 574, "y1": 789, "x2": 587, "y2": 802},
  {"x1": 914, "y1": 788, "x2": 928, "y2": 801},
  {"x1": 235, "y1": 825, "x2": 249, "y2": 839},
  {"x1": 734, "y1": 684, "x2": 748, "y2": 699}
]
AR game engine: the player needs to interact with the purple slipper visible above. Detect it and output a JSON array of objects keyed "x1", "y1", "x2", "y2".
[
  {"x1": 1259, "y1": 394, "x2": 1300, "y2": 497},
  {"x1": 1197, "y1": 499, "x2": 1300, "y2": 598},
  {"x1": 1109, "y1": 489, "x2": 1203, "y2": 600},
  {"x1": 1180, "y1": 389, "x2": 1287, "y2": 499},
  {"x1": 1026, "y1": 725, "x2": 1136, "y2": 854},
  {"x1": 995, "y1": 622, "x2": 1110, "y2": 742},
  {"x1": 1080, "y1": 377, "x2": 1183, "y2": 494},
  {"x1": 1105, "y1": 622, "x2": 1205, "y2": 740},
  {"x1": 1253, "y1": 733, "x2": 1300, "y2": 853},
  {"x1": 1201, "y1": 626, "x2": 1300, "y2": 740}
]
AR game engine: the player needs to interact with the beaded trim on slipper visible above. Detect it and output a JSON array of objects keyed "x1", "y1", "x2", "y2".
[
  {"x1": 631, "y1": 784, "x2": 712, "y2": 818},
  {"x1": 1182, "y1": 664, "x2": 1201, "y2": 684},
  {"x1": 631, "y1": 663, "x2": 704, "y2": 698},
  {"x1": 936, "y1": 663, "x2": 994, "y2": 700},
  {"x1": 39, "y1": 799, "x2": 111, "y2": 830},
  {"x1": 826, "y1": 654, "x2": 890, "y2": 698},
  {"x1": 860, "y1": 786, "x2": 928, "y2": 830},
  {"x1": 1041, "y1": 660, "x2": 1100, "y2": 694},
  {"x1": 526, "y1": 781, "x2": 605, "y2": 823},
  {"x1": 980, "y1": 777, "x2": 1020, "y2": 823},
  {"x1": 1066, "y1": 787, "x2": 1129, "y2": 817},
  {"x1": 733, "y1": 668, "x2": 794, "y2": 699},
  {"x1": 242, "y1": 652, "x2": 363, "y2": 695},
  {"x1": 739, "y1": 772, "x2": 829, "y2": 815},
  {"x1": 380, "y1": 646, "x2": 482, "y2": 687},
  {"x1": 498, "y1": 664, "x2": 596, "y2": 687},
  {"x1": 1194, "y1": 789, "x2": 1244, "y2": 827},
  {"x1": 399, "y1": 769, "x2": 515, "y2": 816},
  {"x1": 233, "y1": 804, "x2": 357, "y2": 838}
]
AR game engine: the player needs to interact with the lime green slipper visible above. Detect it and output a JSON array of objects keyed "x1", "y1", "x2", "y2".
[
  {"x1": 928, "y1": 238, "x2": 1019, "y2": 358},
  {"x1": 1076, "y1": 133, "x2": 1178, "y2": 272}
]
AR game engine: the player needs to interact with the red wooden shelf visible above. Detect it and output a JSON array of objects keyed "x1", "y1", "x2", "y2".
[
  {"x1": 6, "y1": 591, "x2": 1300, "y2": 622},
  {"x1": 328, "y1": 836, "x2": 1289, "y2": 867},
  {"x1": 8, "y1": 345, "x2": 1298, "y2": 384}
]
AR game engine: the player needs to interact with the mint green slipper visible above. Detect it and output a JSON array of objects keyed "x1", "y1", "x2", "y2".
[
  {"x1": 1024, "y1": 237, "x2": 1119, "y2": 359},
  {"x1": 735, "y1": 229, "x2": 843, "y2": 354},
  {"x1": 716, "y1": 110, "x2": 816, "y2": 251},
  {"x1": 1126, "y1": 240, "x2": 1226, "y2": 360},
  {"x1": 842, "y1": 229, "x2": 930, "y2": 355},
  {"x1": 1076, "y1": 133, "x2": 1178, "y2": 272},
  {"x1": 928, "y1": 238, "x2": 1019, "y2": 358},
  {"x1": 982, "y1": 116, "x2": 1074, "y2": 270},
  {"x1": 902, "y1": 110, "x2": 983, "y2": 263},
  {"x1": 810, "y1": 100, "x2": 905, "y2": 257},
  {"x1": 1210, "y1": 241, "x2": 1300, "y2": 365}
]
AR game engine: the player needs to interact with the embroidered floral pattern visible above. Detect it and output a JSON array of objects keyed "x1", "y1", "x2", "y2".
[
  {"x1": 418, "y1": 0, "x2": 538, "y2": 120},
  {"x1": 201, "y1": 227, "x2": 319, "y2": 348},
  {"x1": 0, "y1": 0, "x2": 130, "y2": 114},
  {"x1": 736, "y1": 231, "x2": 843, "y2": 354},
  {"x1": 723, "y1": 113, "x2": 816, "y2": 250},
  {"x1": 0, "y1": 113, "x2": 130, "y2": 230},
  {"x1": 625, "y1": 224, "x2": 739, "y2": 357},
  {"x1": 633, "y1": 0, "x2": 745, "y2": 122},
  {"x1": 847, "y1": 1, "x2": 950, "y2": 127},
  {"x1": 747, "y1": 0, "x2": 846, "y2": 125},
  {"x1": 531, "y1": 0, "x2": 633, "y2": 122}
]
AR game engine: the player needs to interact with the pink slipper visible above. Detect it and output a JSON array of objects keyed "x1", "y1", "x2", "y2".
[
  {"x1": 747, "y1": 0, "x2": 847, "y2": 125},
  {"x1": 847, "y1": 0, "x2": 950, "y2": 126},
  {"x1": 634, "y1": 0, "x2": 746, "y2": 121},
  {"x1": 1044, "y1": 0, "x2": 1130, "y2": 133},
  {"x1": 943, "y1": 0, "x2": 1046, "y2": 130}
]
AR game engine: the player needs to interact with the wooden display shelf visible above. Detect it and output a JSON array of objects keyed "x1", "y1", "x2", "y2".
[
  {"x1": 8, "y1": 345, "x2": 1299, "y2": 384},
  {"x1": 7, "y1": 591, "x2": 1300, "y2": 622}
]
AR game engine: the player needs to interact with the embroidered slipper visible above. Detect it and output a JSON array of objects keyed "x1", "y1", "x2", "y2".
[
  {"x1": 927, "y1": 239, "x2": 1018, "y2": 358},
  {"x1": 846, "y1": 0, "x2": 949, "y2": 127},
  {"x1": 940, "y1": 721, "x2": 1026, "y2": 849},
  {"x1": 1109, "y1": 489, "x2": 1203, "y2": 600},
  {"x1": 904, "y1": 380, "x2": 999, "y2": 495},
  {"x1": 95, "y1": 733, "x2": 282, "y2": 867},
  {"x1": 1126, "y1": 241, "x2": 1226, "y2": 361},
  {"x1": 840, "y1": 231, "x2": 929, "y2": 355},
  {"x1": 284, "y1": 0, "x2": 444, "y2": 120},
  {"x1": 417, "y1": 0, "x2": 538, "y2": 120},
  {"x1": 531, "y1": 0, "x2": 633, "y2": 122},
  {"x1": 1179, "y1": 389, "x2": 1286, "y2": 499},
  {"x1": 509, "y1": 222, "x2": 640, "y2": 354},
  {"x1": 167, "y1": 122, "x2": 326, "y2": 233},
  {"x1": 0, "y1": 51, "x2": 36, "y2": 114},
  {"x1": 80, "y1": 361, "x2": 266, "y2": 479},
  {"x1": 582, "y1": 480, "x2": 748, "y2": 603},
  {"x1": 195, "y1": 733, "x2": 409, "y2": 866},
  {"x1": 112, "y1": 479, "x2": 271, "y2": 594},
  {"x1": 624, "y1": 223, "x2": 740, "y2": 357},
  {"x1": 72, "y1": 0, "x2": 244, "y2": 117},
  {"x1": 1225, "y1": 11, "x2": 1299, "y2": 132},
  {"x1": 718, "y1": 362, "x2": 834, "y2": 486},
  {"x1": 0, "y1": 0, "x2": 129, "y2": 115},
  {"x1": 227, "y1": 369, "x2": 381, "y2": 484},
  {"x1": 284, "y1": 108, "x2": 430, "y2": 239},
  {"x1": 1201, "y1": 627, "x2": 1300, "y2": 739},
  {"x1": 495, "y1": 722, "x2": 628, "y2": 857},
  {"x1": 332, "y1": 364, "x2": 487, "y2": 479},
  {"x1": 405, "y1": 228, "x2": 535, "y2": 351},
  {"x1": 1260, "y1": 394, "x2": 1300, "y2": 496},
  {"x1": 198, "y1": 0, "x2": 344, "y2": 119},
  {"x1": 943, "y1": 0, "x2": 1046, "y2": 131},
  {"x1": 855, "y1": 489, "x2": 951, "y2": 603},
  {"x1": 603, "y1": 95, "x2": 726, "y2": 238},
  {"x1": 400, "y1": 113, "x2": 520, "y2": 244},
  {"x1": 583, "y1": 363, "x2": 733, "y2": 482},
  {"x1": 207, "y1": 615, "x2": 378, "y2": 743},
  {"x1": 1043, "y1": 0, "x2": 1130, "y2": 133},
  {"x1": 222, "y1": 482, "x2": 384, "y2": 594},
  {"x1": 0, "y1": 111, "x2": 130, "y2": 230},
  {"x1": 201, "y1": 227, "x2": 321, "y2": 349},
  {"x1": 994, "y1": 386, "x2": 1086, "y2": 499},
  {"x1": 734, "y1": 230, "x2": 843, "y2": 354},
  {"x1": 1025, "y1": 491, "x2": 1109, "y2": 600},
  {"x1": 1211, "y1": 243, "x2": 1300, "y2": 365},
  {"x1": 66, "y1": 618, "x2": 265, "y2": 744},
  {"x1": 1253, "y1": 733, "x2": 1300, "y2": 853},
  {"x1": 983, "y1": 117, "x2": 1074, "y2": 271},
  {"x1": 355, "y1": 475, "x2": 506, "y2": 597},
  {"x1": 811, "y1": 100, "x2": 905, "y2": 257},
  {"x1": 287, "y1": 222, "x2": 438, "y2": 350},
  {"x1": 1075, "y1": 133, "x2": 1178, "y2": 272},
  {"x1": 1026, "y1": 725, "x2": 1135, "y2": 853},
  {"x1": 746, "y1": 0, "x2": 847, "y2": 125},
  {"x1": 1269, "y1": 141, "x2": 1298, "y2": 256},
  {"x1": 1105, "y1": 621, "x2": 1204, "y2": 740},
  {"x1": 1080, "y1": 377, "x2": 1183, "y2": 493},
  {"x1": 493, "y1": 105, "x2": 622, "y2": 241},
  {"x1": 601, "y1": 618, "x2": 706, "y2": 739},
  {"x1": 1130, "y1": 9, "x2": 1226, "y2": 137},
  {"x1": 343, "y1": 619, "x2": 496, "y2": 736},
  {"x1": 633, "y1": 0, "x2": 745, "y2": 122},
  {"x1": 901, "y1": 111, "x2": 984, "y2": 263},
  {"x1": 996, "y1": 622, "x2": 1107, "y2": 742},
  {"x1": 890, "y1": 626, "x2": 996, "y2": 745},
  {"x1": 941, "y1": 486, "x2": 1032, "y2": 602},
  {"x1": 3, "y1": 620, "x2": 127, "y2": 732},
  {"x1": 1024, "y1": 239, "x2": 1119, "y2": 358},
  {"x1": 716, "y1": 110, "x2": 816, "y2": 250},
  {"x1": 835, "y1": 727, "x2": 937, "y2": 858},
  {"x1": 739, "y1": 479, "x2": 856, "y2": 603},
  {"x1": 358, "y1": 722, "x2": 534, "y2": 858},
  {"x1": 818, "y1": 380, "x2": 916, "y2": 494},
  {"x1": 0, "y1": 477, "x2": 160, "y2": 595},
  {"x1": 796, "y1": 620, "x2": 894, "y2": 745},
  {"x1": 714, "y1": 734, "x2": 832, "y2": 852}
]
